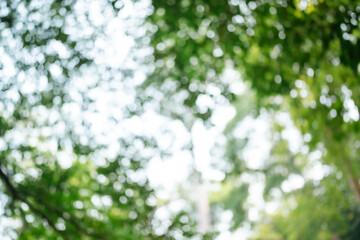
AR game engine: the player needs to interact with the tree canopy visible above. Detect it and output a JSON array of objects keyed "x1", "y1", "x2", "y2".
[
  {"x1": 146, "y1": 0, "x2": 360, "y2": 239},
  {"x1": 1, "y1": 0, "x2": 360, "y2": 239}
]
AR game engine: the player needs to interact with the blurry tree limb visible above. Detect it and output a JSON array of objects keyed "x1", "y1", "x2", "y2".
[
  {"x1": 20, "y1": 187, "x2": 105, "y2": 240},
  {"x1": 0, "y1": 162, "x2": 68, "y2": 239},
  {"x1": 343, "y1": 157, "x2": 360, "y2": 204}
]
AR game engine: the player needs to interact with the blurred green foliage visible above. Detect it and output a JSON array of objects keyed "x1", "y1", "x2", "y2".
[
  {"x1": 0, "y1": 0, "x2": 196, "y2": 239},
  {"x1": 147, "y1": 0, "x2": 360, "y2": 238},
  {"x1": 2, "y1": 0, "x2": 360, "y2": 239}
]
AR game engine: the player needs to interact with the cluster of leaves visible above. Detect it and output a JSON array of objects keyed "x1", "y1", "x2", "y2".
[
  {"x1": 1, "y1": 150, "x2": 157, "y2": 239},
  {"x1": 147, "y1": 0, "x2": 360, "y2": 238}
]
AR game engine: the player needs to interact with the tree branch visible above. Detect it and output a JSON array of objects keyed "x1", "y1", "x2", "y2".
[
  {"x1": 342, "y1": 157, "x2": 360, "y2": 204},
  {"x1": 22, "y1": 189, "x2": 105, "y2": 239},
  {"x1": 0, "y1": 163, "x2": 69, "y2": 239}
]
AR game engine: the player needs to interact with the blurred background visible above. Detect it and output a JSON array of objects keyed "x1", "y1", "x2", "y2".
[{"x1": 1, "y1": 0, "x2": 360, "y2": 239}]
